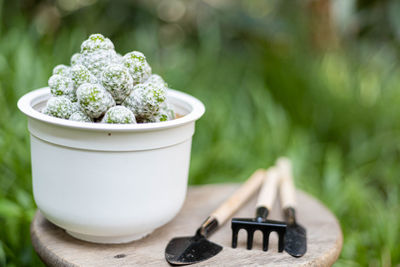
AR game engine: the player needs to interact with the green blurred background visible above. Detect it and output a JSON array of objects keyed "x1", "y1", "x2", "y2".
[{"x1": 0, "y1": 0, "x2": 399, "y2": 266}]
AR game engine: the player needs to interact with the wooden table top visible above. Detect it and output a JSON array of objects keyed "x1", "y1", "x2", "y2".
[{"x1": 31, "y1": 184, "x2": 342, "y2": 266}]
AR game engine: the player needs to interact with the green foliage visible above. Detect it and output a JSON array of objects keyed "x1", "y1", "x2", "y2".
[{"x1": 0, "y1": 0, "x2": 399, "y2": 266}]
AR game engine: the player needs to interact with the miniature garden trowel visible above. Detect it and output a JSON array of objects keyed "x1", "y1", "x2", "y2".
[
  {"x1": 276, "y1": 158, "x2": 307, "y2": 257},
  {"x1": 165, "y1": 169, "x2": 267, "y2": 266},
  {"x1": 231, "y1": 167, "x2": 286, "y2": 251}
]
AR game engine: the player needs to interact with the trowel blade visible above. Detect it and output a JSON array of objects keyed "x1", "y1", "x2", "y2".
[
  {"x1": 284, "y1": 223, "x2": 307, "y2": 257},
  {"x1": 165, "y1": 234, "x2": 222, "y2": 266}
]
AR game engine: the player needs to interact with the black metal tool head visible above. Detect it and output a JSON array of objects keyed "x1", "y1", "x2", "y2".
[
  {"x1": 165, "y1": 230, "x2": 222, "y2": 266},
  {"x1": 231, "y1": 208, "x2": 287, "y2": 252},
  {"x1": 284, "y1": 224, "x2": 306, "y2": 257},
  {"x1": 283, "y1": 207, "x2": 307, "y2": 257}
]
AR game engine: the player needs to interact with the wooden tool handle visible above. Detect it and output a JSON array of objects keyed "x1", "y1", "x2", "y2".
[
  {"x1": 277, "y1": 157, "x2": 297, "y2": 209},
  {"x1": 210, "y1": 169, "x2": 266, "y2": 225},
  {"x1": 256, "y1": 167, "x2": 280, "y2": 211}
]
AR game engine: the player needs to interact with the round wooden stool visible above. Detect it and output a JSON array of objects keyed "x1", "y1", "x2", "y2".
[{"x1": 31, "y1": 185, "x2": 342, "y2": 266}]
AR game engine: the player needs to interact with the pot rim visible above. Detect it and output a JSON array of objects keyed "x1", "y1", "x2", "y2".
[{"x1": 18, "y1": 87, "x2": 205, "y2": 132}]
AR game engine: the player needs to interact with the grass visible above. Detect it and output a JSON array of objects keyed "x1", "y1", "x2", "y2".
[{"x1": 0, "y1": 1, "x2": 400, "y2": 266}]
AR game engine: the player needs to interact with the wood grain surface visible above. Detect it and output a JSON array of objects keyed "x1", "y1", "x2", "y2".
[{"x1": 31, "y1": 184, "x2": 343, "y2": 267}]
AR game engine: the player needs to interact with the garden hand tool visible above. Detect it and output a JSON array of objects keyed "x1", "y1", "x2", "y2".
[
  {"x1": 165, "y1": 169, "x2": 267, "y2": 266},
  {"x1": 231, "y1": 167, "x2": 286, "y2": 252},
  {"x1": 276, "y1": 157, "x2": 307, "y2": 257}
]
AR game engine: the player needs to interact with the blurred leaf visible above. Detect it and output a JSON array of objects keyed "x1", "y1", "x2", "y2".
[
  {"x1": 0, "y1": 241, "x2": 6, "y2": 267},
  {"x1": 0, "y1": 199, "x2": 22, "y2": 219}
]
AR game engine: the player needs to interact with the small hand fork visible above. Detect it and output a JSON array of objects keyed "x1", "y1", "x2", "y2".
[{"x1": 231, "y1": 167, "x2": 286, "y2": 252}]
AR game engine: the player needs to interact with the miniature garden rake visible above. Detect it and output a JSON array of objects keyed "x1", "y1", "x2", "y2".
[{"x1": 231, "y1": 167, "x2": 287, "y2": 252}]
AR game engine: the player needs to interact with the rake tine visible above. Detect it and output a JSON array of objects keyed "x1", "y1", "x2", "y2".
[
  {"x1": 278, "y1": 231, "x2": 285, "y2": 252},
  {"x1": 231, "y1": 227, "x2": 239, "y2": 248},
  {"x1": 246, "y1": 230, "x2": 254, "y2": 250},
  {"x1": 262, "y1": 230, "x2": 270, "y2": 251}
]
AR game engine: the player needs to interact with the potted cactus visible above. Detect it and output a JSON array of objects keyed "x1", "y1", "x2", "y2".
[
  {"x1": 18, "y1": 34, "x2": 205, "y2": 244},
  {"x1": 43, "y1": 34, "x2": 174, "y2": 124}
]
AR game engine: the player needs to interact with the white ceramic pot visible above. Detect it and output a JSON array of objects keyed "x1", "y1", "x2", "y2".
[{"x1": 18, "y1": 87, "x2": 205, "y2": 244}]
